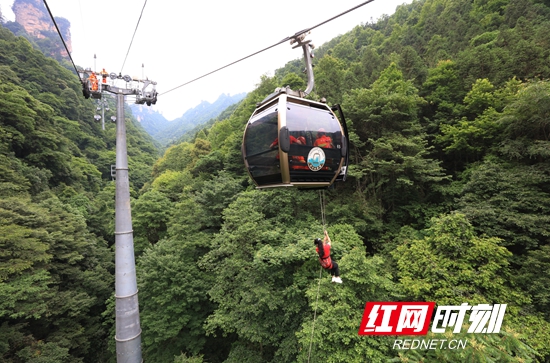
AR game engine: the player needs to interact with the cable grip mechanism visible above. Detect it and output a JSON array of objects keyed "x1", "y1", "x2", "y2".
[{"x1": 290, "y1": 32, "x2": 315, "y2": 96}]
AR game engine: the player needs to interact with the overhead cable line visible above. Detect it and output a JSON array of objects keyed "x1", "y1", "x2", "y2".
[
  {"x1": 43, "y1": 0, "x2": 81, "y2": 78},
  {"x1": 77, "y1": 0, "x2": 89, "y2": 53},
  {"x1": 298, "y1": 0, "x2": 376, "y2": 38},
  {"x1": 160, "y1": 39, "x2": 289, "y2": 96},
  {"x1": 160, "y1": 0, "x2": 376, "y2": 96},
  {"x1": 120, "y1": 0, "x2": 148, "y2": 74}
]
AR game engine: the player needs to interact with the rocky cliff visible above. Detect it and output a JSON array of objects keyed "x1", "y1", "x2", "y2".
[{"x1": 12, "y1": 0, "x2": 72, "y2": 55}]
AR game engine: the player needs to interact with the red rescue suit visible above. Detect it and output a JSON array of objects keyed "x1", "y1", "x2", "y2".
[{"x1": 316, "y1": 243, "x2": 333, "y2": 269}]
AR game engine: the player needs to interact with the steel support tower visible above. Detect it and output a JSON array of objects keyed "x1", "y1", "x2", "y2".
[{"x1": 80, "y1": 70, "x2": 157, "y2": 363}]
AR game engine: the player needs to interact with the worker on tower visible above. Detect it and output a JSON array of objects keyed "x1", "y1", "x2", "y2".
[
  {"x1": 100, "y1": 68, "x2": 108, "y2": 84},
  {"x1": 88, "y1": 72, "x2": 99, "y2": 91}
]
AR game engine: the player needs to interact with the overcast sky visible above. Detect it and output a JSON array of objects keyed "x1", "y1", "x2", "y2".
[{"x1": 1, "y1": 0, "x2": 412, "y2": 120}]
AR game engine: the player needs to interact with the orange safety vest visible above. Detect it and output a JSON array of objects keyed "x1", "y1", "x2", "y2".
[
  {"x1": 89, "y1": 74, "x2": 98, "y2": 91},
  {"x1": 101, "y1": 69, "x2": 108, "y2": 83}
]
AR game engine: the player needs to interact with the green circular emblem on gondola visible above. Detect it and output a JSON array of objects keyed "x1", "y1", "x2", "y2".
[{"x1": 307, "y1": 147, "x2": 326, "y2": 171}]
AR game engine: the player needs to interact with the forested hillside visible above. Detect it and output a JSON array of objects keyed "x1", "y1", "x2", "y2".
[
  {"x1": 0, "y1": 24, "x2": 158, "y2": 362},
  {"x1": 1, "y1": 0, "x2": 550, "y2": 362}
]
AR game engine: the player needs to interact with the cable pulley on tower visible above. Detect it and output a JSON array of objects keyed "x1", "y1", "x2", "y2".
[
  {"x1": 135, "y1": 79, "x2": 158, "y2": 106},
  {"x1": 78, "y1": 68, "x2": 158, "y2": 106}
]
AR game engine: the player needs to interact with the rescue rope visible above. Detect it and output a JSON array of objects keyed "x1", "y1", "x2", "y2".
[
  {"x1": 307, "y1": 190, "x2": 327, "y2": 363},
  {"x1": 307, "y1": 266, "x2": 323, "y2": 363},
  {"x1": 319, "y1": 190, "x2": 327, "y2": 230}
]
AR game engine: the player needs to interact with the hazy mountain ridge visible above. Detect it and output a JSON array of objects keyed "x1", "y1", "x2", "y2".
[
  {"x1": 131, "y1": 92, "x2": 246, "y2": 146},
  {"x1": 131, "y1": 104, "x2": 171, "y2": 136}
]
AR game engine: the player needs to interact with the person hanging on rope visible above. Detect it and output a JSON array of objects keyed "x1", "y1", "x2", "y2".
[{"x1": 314, "y1": 230, "x2": 342, "y2": 283}]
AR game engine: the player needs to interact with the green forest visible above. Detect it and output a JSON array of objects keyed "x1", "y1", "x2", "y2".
[{"x1": 1, "y1": 0, "x2": 550, "y2": 362}]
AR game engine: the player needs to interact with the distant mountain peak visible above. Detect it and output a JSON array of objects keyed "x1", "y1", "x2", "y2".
[{"x1": 5, "y1": 0, "x2": 72, "y2": 57}]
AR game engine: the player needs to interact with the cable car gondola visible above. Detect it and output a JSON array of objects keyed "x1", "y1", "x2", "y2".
[{"x1": 242, "y1": 33, "x2": 349, "y2": 189}]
